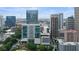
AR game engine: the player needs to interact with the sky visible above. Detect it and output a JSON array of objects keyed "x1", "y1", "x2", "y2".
[{"x1": 0, "y1": 7, "x2": 74, "y2": 19}]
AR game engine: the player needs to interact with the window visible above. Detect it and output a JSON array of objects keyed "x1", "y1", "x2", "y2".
[
  {"x1": 35, "y1": 26, "x2": 40, "y2": 38},
  {"x1": 47, "y1": 28, "x2": 49, "y2": 33},
  {"x1": 43, "y1": 38, "x2": 50, "y2": 43},
  {"x1": 23, "y1": 26, "x2": 27, "y2": 38}
]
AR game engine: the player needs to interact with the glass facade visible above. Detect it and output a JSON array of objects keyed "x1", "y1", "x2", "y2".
[
  {"x1": 26, "y1": 10, "x2": 38, "y2": 24},
  {"x1": 67, "y1": 16, "x2": 74, "y2": 30},
  {"x1": 35, "y1": 26, "x2": 40, "y2": 38},
  {"x1": 5, "y1": 16, "x2": 16, "y2": 27},
  {"x1": 23, "y1": 26, "x2": 27, "y2": 38},
  {"x1": 58, "y1": 14, "x2": 63, "y2": 30}
]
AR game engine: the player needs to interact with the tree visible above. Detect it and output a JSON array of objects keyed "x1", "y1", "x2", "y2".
[
  {"x1": 4, "y1": 42, "x2": 13, "y2": 51},
  {"x1": 38, "y1": 45, "x2": 53, "y2": 51},
  {"x1": 11, "y1": 38, "x2": 17, "y2": 44},
  {"x1": 3, "y1": 37, "x2": 11, "y2": 44},
  {"x1": 27, "y1": 43, "x2": 37, "y2": 51},
  {"x1": 0, "y1": 46, "x2": 7, "y2": 51},
  {"x1": 0, "y1": 41, "x2": 13, "y2": 51},
  {"x1": 27, "y1": 40, "x2": 37, "y2": 51},
  {"x1": 0, "y1": 27, "x2": 21, "y2": 51},
  {"x1": 48, "y1": 46, "x2": 53, "y2": 51},
  {"x1": 15, "y1": 28, "x2": 21, "y2": 39},
  {"x1": 38, "y1": 45, "x2": 47, "y2": 51}
]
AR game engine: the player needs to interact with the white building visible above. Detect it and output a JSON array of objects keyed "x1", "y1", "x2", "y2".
[
  {"x1": 40, "y1": 23, "x2": 50, "y2": 45},
  {"x1": 58, "y1": 39, "x2": 79, "y2": 51},
  {"x1": 21, "y1": 24, "x2": 41, "y2": 44}
]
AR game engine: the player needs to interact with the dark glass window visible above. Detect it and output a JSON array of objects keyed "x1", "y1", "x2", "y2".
[
  {"x1": 35, "y1": 26, "x2": 40, "y2": 38},
  {"x1": 47, "y1": 28, "x2": 49, "y2": 33},
  {"x1": 23, "y1": 26, "x2": 27, "y2": 38}
]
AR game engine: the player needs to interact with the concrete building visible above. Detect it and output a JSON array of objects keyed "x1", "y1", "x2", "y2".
[
  {"x1": 50, "y1": 13, "x2": 63, "y2": 40},
  {"x1": 5, "y1": 16, "x2": 16, "y2": 28},
  {"x1": 0, "y1": 15, "x2": 4, "y2": 30},
  {"x1": 50, "y1": 14, "x2": 59, "y2": 40},
  {"x1": 4, "y1": 29, "x2": 15, "y2": 41},
  {"x1": 74, "y1": 7, "x2": 79, "y2": 30},
  {"x1": 58, "y1": 13, "x2": 63, "y2": 31},
  {"x1": 64, "y1": 30, "x2": 79, "y2": 42},
  {"x1": 40, "y1": 23, "x2": 50, "y2": 45},
  {"x1": 0, "y1": 15, "x2": 4, "y2": 41},
  {"x1": 16, "y1": 18, "x2": 26, "y2": 28},
  {"x1": 63, "y1": 20, "x2": 67, "y2": 30},
  {"x1": 39, "y1": 20, "x2": 50, "y2": 27},
  {"x1": 21, "y1": 10, "x2": 41, "y2": 45},
  {"x1": 21, "y1": 24, "x2": 41, "y2": 44},
  {"x1": 57, "y1": 39, "x2": 79, "y2": 51},
  {"x1": 58, "y1": 40, "x2": 79, "y2": 51}
]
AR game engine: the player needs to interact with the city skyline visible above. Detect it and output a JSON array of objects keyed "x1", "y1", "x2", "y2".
[{"x1": 0, "y1": 7, "x2": 74, "y2": 19}]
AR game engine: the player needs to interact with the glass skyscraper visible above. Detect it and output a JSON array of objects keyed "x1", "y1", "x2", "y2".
[
  {"x1": 66, "y1": 16, "x2": 74, "y2": 30},
  {"x1": 5, "y1": 16, "x2": 16, "y2": 28},
  {"x1": 26, "y1": 10, "x2": 38, "y2": 24},
  {"x1": 21, "y1": 10, "x2": 40, "y2": 44}
]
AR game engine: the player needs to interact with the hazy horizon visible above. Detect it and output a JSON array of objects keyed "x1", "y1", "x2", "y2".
[{"x1": 0, "y1": 7, "x2": 74, "y2": 19}]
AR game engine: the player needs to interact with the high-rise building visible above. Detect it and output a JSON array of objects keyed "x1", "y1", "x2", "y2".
[
  {"x1": 21, "y1": 24, "x2": 41, "y2": 44},
  {"x1": 26, "y1": 10, "x2": 38, "y2": 24},
  {"x1": 75, "y1": 7, "x2": 79, "y2": 30},
  {"x1": 50, "y1": 14, "x2": 59, "y2": 40},
  {"x1": 66, "y1": 16, "x2": 74, "y2": 30},
  {"x1": 21, "y1": 10, "x2": 41, "y2": 44},
  {"x1": 0, "y1": 15, "x2": 3, "y2": 30},
  {"x1": 5, "y1": 16, "x2": 16, "y2": 28},
  {"x1": 58, "y1": 13, "x2": 63, "y2": 30},
  {"x1": 40, "y1": 23, "x2": 50, "y2": 45},
  {"x1": 50, "y1": 13, "x2": 63, "y2": 40},
  {"x1": 57, "y1": 7, "x2": 79, "y2": 51},
  {"x1": 0, "y1": 15, "x2": 4, "y2": 41}
]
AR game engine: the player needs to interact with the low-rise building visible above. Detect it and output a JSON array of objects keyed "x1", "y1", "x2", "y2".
[
  {"x1": 58, "y1": 39, "x2": 79, "y2": 51},
  {"x1": 40, "y1": 23, "x2": 50, "y2": 45}
]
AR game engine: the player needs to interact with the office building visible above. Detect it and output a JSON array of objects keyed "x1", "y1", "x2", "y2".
[
  {"x1": 64, "y1": 29, "x2": 79, "y2": 42},
  {"x1": 40, "y1": 23, "x2": 50, "y2": 45},
  {"x1": 16, "y1": 18, "x2": 26, "y2": 28},
  {"x1": 21, "y1": 24, "x2": 41, "y2": 44},
  {"x1": 26, "y1": 10, "x2": 38, "y2": 24},
  {"x1": 50, "y1": 13, "x2": 63, "y2": 39},
  {"x1": 0, "y1": 15, "x2": 3, "y2": 30},
  {"x1": 57, "y1": 39, "x2": 79, "y2": 51},
  {"x1": 66, "y1": 16, "x2": 74, "y2": 30},
  {"x1": 63, "y1": 20, "x2": 67, "y2": 30},
  {"x1": 75, "y1": 7, "x2": 79, "y2": 30},
  {"x1": 50, "y1": 14, "x2": 59, "y2": 40},
  {"x1": 58, "y1": 13, "x2": 63, "y2": 30},
  {"x1": 58, "y1": 41, "x2": 79, "y2": 51},
  {"x1": 5, "y1": 16, "x2": 16, "y2": 28},
  {"x1": 21, "y1": 10, "x2": 41, "y2": 45},
  {"x1": 0, "y1": 15, "x2": 4, "y2": 41}
]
